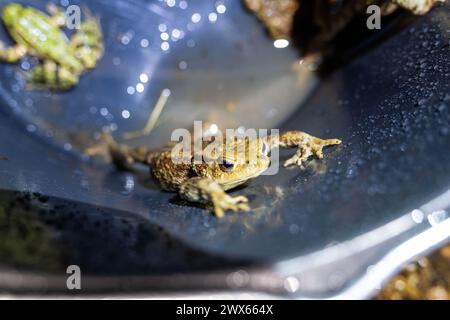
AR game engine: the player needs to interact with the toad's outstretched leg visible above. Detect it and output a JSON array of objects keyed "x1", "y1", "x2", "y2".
[
  {"x1": 179, "y1": 177, "x2": 249, "y2": 218},
  {"x1": 270, "y1": 131, "x2": 341, "y2": 168},
  {"x1": 85, "y1": 134, "x2": 159, "y2": 169}
]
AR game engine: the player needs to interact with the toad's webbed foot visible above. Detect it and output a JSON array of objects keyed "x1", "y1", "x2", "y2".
[
  {"x1": 278, "y1": 131, "x2": 341, "y2": 168},
  {"x1": 179, "y1": 177, "x2": 250, "y2": 218}
]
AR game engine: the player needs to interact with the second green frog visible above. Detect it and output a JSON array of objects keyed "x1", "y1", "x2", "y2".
[{"x1": 0, "y1": 3, "x2": 103, "y2": 90}]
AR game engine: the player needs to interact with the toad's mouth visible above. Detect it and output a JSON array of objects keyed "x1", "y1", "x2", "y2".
[{"x1": 221, "y1": 166, "x2": 270, "y2": 190}]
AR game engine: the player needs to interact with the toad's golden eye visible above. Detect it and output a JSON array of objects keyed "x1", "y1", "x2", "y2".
[{"x1": 220, "y1": 160, "x2": 235, "y2": 172}]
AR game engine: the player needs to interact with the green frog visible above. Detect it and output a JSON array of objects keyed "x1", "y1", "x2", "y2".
[
  {"x1": 0, "y1": 3, "x2": 103, "y2": 90},
  {"x1": 87, "y1": 131, "x2": 341, "y2": 217}
]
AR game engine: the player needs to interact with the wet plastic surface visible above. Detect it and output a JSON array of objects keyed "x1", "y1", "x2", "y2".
[{"x1": 0, "y1": 0, "x2": 449, "y2": 296}]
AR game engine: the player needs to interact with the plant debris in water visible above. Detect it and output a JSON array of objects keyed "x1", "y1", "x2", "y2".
[{"x1": 378, "y1": 244, "x2": 450, "y2": 300}]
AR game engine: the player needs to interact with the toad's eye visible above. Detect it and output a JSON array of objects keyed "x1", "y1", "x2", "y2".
[{"x1": 220, "y1": 160, "x2": 235, "y2": 172}]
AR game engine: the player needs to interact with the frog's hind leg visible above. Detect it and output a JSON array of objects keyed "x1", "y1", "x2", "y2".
[
  {"x1": 29, "y1": 60, "x2": 79, "y2": 90},
  {"x1": 0, "y1": 43, "x2": 27, "y2": 63},
  {"x1": 179, "y1": 177, "x2": 250, "y2": 218},
  {"x1": 70, "y1": 6, "x2": 104, "y2": 69},
  {"x1": 278, "y1": 131, "x2": 341, "y2": 168}
]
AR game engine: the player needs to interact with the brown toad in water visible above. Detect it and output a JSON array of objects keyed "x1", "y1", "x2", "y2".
[{"x1": 88, "y1": 131, "x2": 341, "y2": 217}]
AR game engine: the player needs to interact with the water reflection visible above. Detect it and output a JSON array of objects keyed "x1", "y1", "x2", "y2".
[{"x1": 0, "y1": 190, "x2": 247, "y2": 275}]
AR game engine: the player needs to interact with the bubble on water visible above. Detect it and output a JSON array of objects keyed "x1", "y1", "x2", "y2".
[
  {"x1": 273, "y1": 39, "x2": 289, "y2": 48},
  {"x1": 208, "y1": 12, "x2": 218, "y2": 23},
  {"x1": 139, "y1": 73, "x2": 149, "y2": 83},
  {"x1": 121, "y1": 110, "x2": 130, "y2": 119},
  {"x1": 178, "y1": 60, "x2": 188, "y2": 70},
  {"x1": 191, "y1": 13, "x2": 201, "y2": 23},
  {"x1": 122, "y1": 175, "x2": 135, "y2": 194},
  {"x1": 121, "y1": 35, "x2": 131, "y2": 45},
  {"x1": 127, "y1": 86, "x2": 135, "y2": 95},
  {"x1": 171, "y1": 28, "x2": 182, "y2": 40},
  {"x1": 140, "y1": 38, "x2": 149, "y2": 48},
  {"x1": 100, "y1": 108, "x2": 109, "y2": 116},
  {"x1": 226, "y1": 270, "x2": 248, "y2": 288},
  {"x1": 160, "y1": 32, "x2": 169, "y2": 41},
  {"x1": 417, "y1": 98, "x2": 427, "y2": 106},
  {"x1": 21, "y1": 61, "x2": 31, "y2": 70},
  {"x1": 179, "y1": 0, "x2": 188, "y2": 9},
  {"x1": 346, "y1": 167, "x2": 357, "y2": 179},
  {"x1": 26, "y1": 124, "x2": 36, "y2": 133},
  {"x1": 216, "y1": 3, "x2": 226, "y2": 14},
  {"x1": 161, "y1": 41, "x2": 170, "y2": 51},
  {"x1": 162, "y1": 88, "x2": 171, "y2": 97},
  {"x1": 187, "y1": 39, "x2": 196, "y2": 48},
  {"x1": 158, "y1": 24, "x2": 167, "y2": 32},
  {"x1": 427, "y1": 210, "x2": 448, "y2": 226},
  {"x1": 284, "y1": 277, "x2": 300, "y2": 293},
  {"x1": 166, "y1": 0, "x2": 176, "y2": 7},
  {"x1": 411, "y1": 209, "x2": 424, "y2": 224},
  {"x1": 136, "y1": 83, "x2": 145, "y2": 93}
]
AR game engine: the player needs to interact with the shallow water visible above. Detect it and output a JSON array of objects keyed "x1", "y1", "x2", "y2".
[{"x1": 0, "y1": 0, "x2": 317, "y2": 152}]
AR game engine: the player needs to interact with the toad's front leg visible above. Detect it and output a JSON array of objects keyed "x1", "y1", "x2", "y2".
[
  {"x1": 179, "y1": 178, "x2": 249, "y2": 218},
  {"x1": 276, "y1": 131, "x2": 341, "y2": 168},
  {"x1": 0, "y1": 43, "x2": 26, "y2": 63}
]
